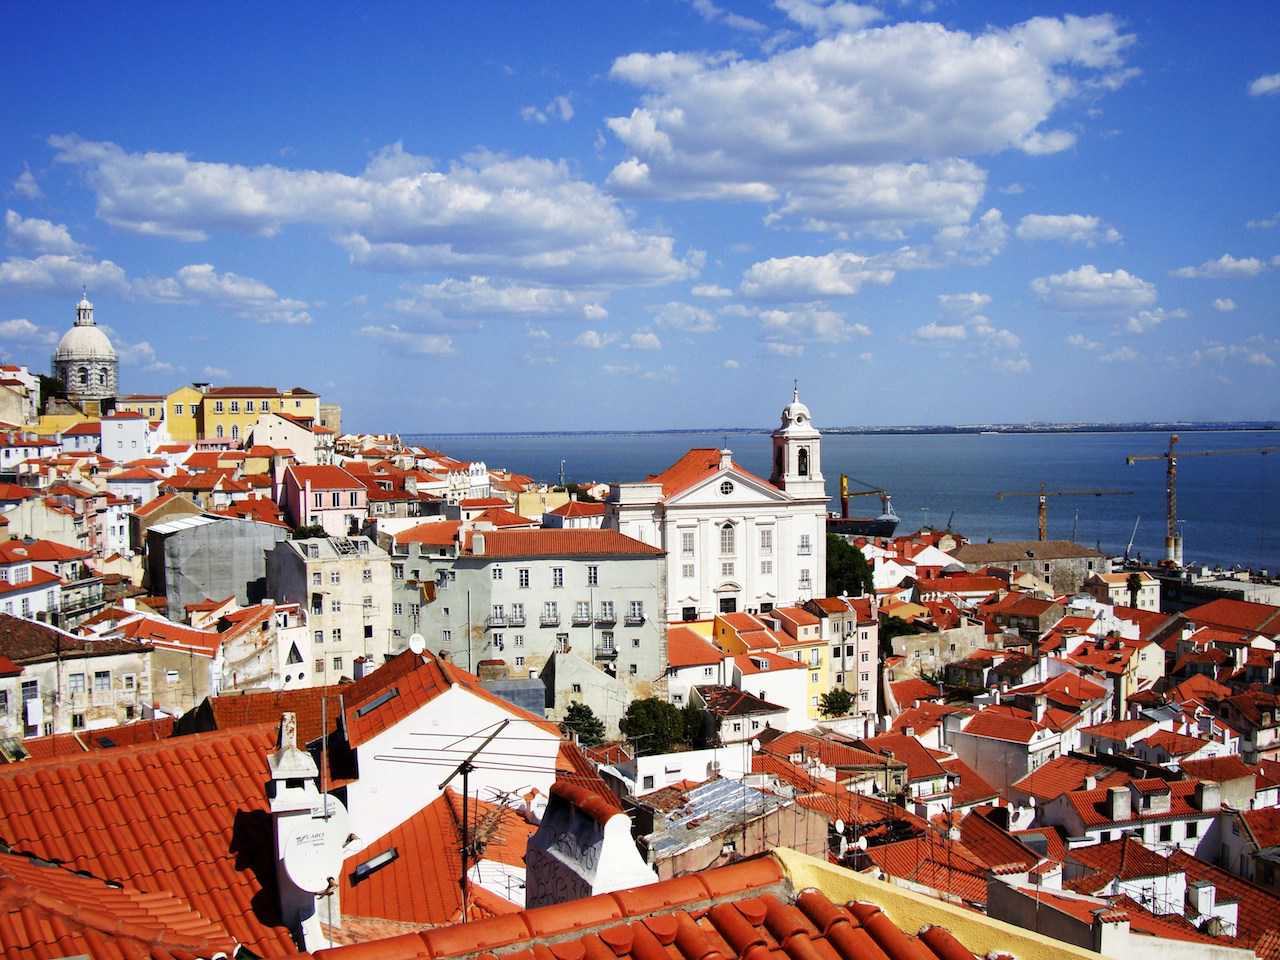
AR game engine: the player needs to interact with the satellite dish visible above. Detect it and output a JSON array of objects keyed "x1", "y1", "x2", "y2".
[
  {"x1": 408, "y1": 633, "x2": 426, "y2": 655},
  {"x1": 282, "y1": 795, "x2": 352, "y2": 894},
  {"x1": 751, "y1": 738, "x2": 761, "y2": 752},
  {"x1": 835, "y1": 818, "x2": 845, "y2": 833},
  {"x1": 1027, "y1": 796, "x2": 1037, "y2": 808},
  {"x1": 854, "y1": 836, "x2": 869, "y2": 851}
]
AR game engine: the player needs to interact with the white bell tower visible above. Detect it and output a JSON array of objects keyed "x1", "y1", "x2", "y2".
[{"x1": 770, "y1": 382, "x2": 825, "y2": 499}]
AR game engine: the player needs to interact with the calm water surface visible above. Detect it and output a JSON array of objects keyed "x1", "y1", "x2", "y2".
[{"x1": 405, "y1": 430, "x2": 1280, "y2": 572}]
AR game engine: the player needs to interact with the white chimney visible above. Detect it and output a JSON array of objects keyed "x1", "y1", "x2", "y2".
[
  {"x1": 473, "y1": 533, "x2": 486, "y2": 556},
  {"x1": 719, "y1": 448, "x2": 733, "y2": 470},
  {"x1": 1187, "y1": 879, "x2": 1216, "y2": 918},
  {"x1": 1106, "y1": 785, "x2": 1131, "y2": 821}
]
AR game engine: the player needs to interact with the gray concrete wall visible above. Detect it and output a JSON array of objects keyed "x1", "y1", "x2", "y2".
[{"x1": 153, "y1": 519, "x2": 287, "y2": 617}]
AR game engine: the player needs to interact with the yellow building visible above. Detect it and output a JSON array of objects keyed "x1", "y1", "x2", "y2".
[
  {"x1": 156, "y1": 385, "x2": 203, "y2": 442},
  {"x1": 195, "y1": 386, "x2": 320, "y2": 443},
  {"x1": 115, "y1": 394, "x2": 167, "y2": 422},
  {"x1": 768, "y1": 606, "x2": 828, "y2": 718}
]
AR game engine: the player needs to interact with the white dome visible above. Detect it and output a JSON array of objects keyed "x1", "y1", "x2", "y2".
[{"x1": 54, "y1": 324, "x2": 116, "y2": 362}]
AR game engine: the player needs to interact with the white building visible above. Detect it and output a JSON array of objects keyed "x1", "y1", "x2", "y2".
[
  {"x1": 100, "y1": 412, "x2": 154, "y2": 461},
  {"x1": 607, "y1": 388, "x2": 828, "y2": 621}
]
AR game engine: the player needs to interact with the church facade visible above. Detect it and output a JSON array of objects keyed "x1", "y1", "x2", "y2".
[
  {"x1": 52, "y1": 295, "x2": 118, "y2": 412},
  {"x1": 607, "y1": 389, "x2": 829, "y2": 621}
]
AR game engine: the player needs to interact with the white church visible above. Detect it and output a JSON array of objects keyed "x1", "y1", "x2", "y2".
[{"x1": 607, "y1": 388, "x2": 829, "y2": 621}]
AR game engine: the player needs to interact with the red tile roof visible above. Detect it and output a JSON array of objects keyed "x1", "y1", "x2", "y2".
[
  {"x1": 1079, "y1": 718, "x2": 1155, "y2": 741},
  {"x1": 471, "y1": 507, "x2": 536, "y2": 528},
  {"x1": 314, "y1": 855, "x2": 982, "y2": 960},
  {"x1": 19, "y1": 717, "x2": 175, "y2": 761},
  {"x1": 1065, "y1": 778, "x2": 1206, "y2": 828},
  {"x1": 1179, "y1": 754, "x2": 1256, "y2": 783},
  {"x1": 889, "y1": 677, "x2": 942, "y2": 709},
  {"x1": 666, "y1": 626, "x2": 722, "y2": 669},
  {"x1": 645, "y1": 448, "x2": 776, "y2": 499},
  {"x1": 0, "y1": 725, "x2": 299, "y2": 956},
  {"x1": 396, "y1": 520, "x2": 462, "y2": 546},
  {"x1": 1136, "y1": 729, "x2": 1209, "y2": 757},
  {"x1": 289, "y1": 464, "x2": 364, "y2": 490},
  {"x1": 866, "y1": 834, "x2": 991, "y2": 902},
  {"x1": 1242, "y1": 807, "x2": 1280, "y2": 849},
  {"x1": 1169, "y1": 847, "x2": 1280, "y2": 953},
  {"x1": 1010, "y1": 755, "x2": 1131, "y2": 803},
  {"x1": 1067, "y1": 837, "x2": 1173, "y2": 887},
  {"x1": 546, "y1": 499, "x2": 607, "y2": 518},
  {"x1": 959, "y1": 706, "x2": 1045, "y2": 744},
  {"x1": 860, "y1": 733, "x2": 947, "y2": 782},
  {"x1": 1184, "y1": 598, "x2": 1280, "y2": 636},
  {"x1": 940, "y1": 757, "x2": 999, "y2": 808},
  {"x1": 761, "y1": 731, "x2": 893, "y2": 772},
  {"x1": 468, "y1": 529, "x2": 663, "y2": 559},
  {"x1": 957, "y1": 810, "x2": 1039, "y2": 870}
]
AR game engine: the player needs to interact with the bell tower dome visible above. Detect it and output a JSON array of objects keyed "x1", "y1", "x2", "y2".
[{"x1": 770, "y1": 382, "x2": 825, "y2": 499}]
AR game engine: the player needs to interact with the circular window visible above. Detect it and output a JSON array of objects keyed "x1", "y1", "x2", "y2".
[
  {"x1": 720, "y1": 480, "x2": 734, "y2": 495},
  {"x1": 796, "y1": 414, "x2": 805, "y2": 424}
]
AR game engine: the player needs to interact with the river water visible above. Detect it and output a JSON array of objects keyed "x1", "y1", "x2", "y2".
[{"x1": 404, "y1": 430, "x2": 1280, "y2": 572}]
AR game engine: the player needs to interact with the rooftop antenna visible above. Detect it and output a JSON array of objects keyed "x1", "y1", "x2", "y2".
[{"x1": 438, "y1": 719, "x2": 510, "y2": 923}]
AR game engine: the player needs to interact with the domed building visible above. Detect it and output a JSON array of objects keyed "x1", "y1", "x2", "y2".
[{"x1": 52, "y1": 294, "x2": 118, "y2": 411}]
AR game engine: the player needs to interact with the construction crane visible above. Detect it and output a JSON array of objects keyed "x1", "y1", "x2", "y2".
[
  {"x1": 1125, "y1": 433, "x2": 1279, "y2": 566},
  {"x1": 994, "y1": 482, "x2": 1134, "y2": 542},
  {"x1": 838, "y1": 474, "x2": 895, "y2": 519}
]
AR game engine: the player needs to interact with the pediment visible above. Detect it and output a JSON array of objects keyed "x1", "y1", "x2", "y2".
[{"x1": 667, "y1": 467, "x2": 791, "y2": 507}]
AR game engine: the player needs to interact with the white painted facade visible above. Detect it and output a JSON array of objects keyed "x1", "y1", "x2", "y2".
[
  {"x1": 607, "y1": 390, "x2": 828, "y2": 621},
  {"x1": 100, "y1": 415, "x2": 154, "y2": 462}
]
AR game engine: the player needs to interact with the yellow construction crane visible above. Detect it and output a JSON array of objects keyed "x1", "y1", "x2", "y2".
[
  {"x1": 1125, "y1": 433, "x2": 1279, "y2": 566},
  {"x1": 995, "y1": 482, "x2": 1134, "y2": 541}
]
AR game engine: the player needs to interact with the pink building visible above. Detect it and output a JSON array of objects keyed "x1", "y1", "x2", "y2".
[{"x1": 280, "y1": 464, "x2": 366, "y2": 536}]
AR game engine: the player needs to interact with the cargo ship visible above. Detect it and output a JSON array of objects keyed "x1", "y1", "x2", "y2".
[{"x1": 827, "y1": 474, "x2": 899, "y2": 538}]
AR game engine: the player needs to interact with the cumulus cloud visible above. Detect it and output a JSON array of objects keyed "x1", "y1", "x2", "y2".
[
  {"x1": 111, "y1": 336, "x2": 175, "y2": 373},
  {"x1": 652, "y1": 301, "x2": 719, "y2": 333},
  {"x1": 574, "y1": 329, "x2": 617, "y2": 349},
  {"x1": 1015, "y1": 213, "x2": 1121, "y2": 245},
  {"x1": 740, "y1": 251, "x2": 893, "y2": 300},
  {"x1": 521, "y1": 95, "x2": 574, "y2": 125},
  {"x1": 390, "y1": 275, "x2": 597, "y2": 324},
  {"x1": 359, "y1": 324, "x2": 455, "y2": 355},
  {"x1": 1171, "y1": 254, "x2": 1269, "y2": 279},
  {"x1": 202, "y1": 365, "x2": 231, "y2": 378},
  {"x1": 526, "y1": 325, "x2": 551, "y2": 339},
  {"x1": 0, "y1": 252, "x2": 129, "y2": 295},
  {"x1": 1247, "y1": 212, "x2": 1279, "y2": 230},
  {"x1": 1030, "y1": 264, "x2": 1157, "y2": 311},
  {"x1": 606, "y1": 15, "x2": 1134, "y2": 232},
  {"x1": 0, "y1": 318, "x2": 57, "y2": 345},
  {"x1": 756, "y1": 306, "x2": 870, "y2": 349},
  {"x1": 722, "y1": 358, "x2": 740, "y2": 368},
  {"x1": 764, "y1": 341, "x2": 804, "y2": 356},
  {"x1": 1248, "y1": 351, "x2": 1276, "y2": 367},
  {"x1": 1249, "y1": 73, "x2": 1280, "y2": 96},
  {"x1": 1123, "y1": 306, "x2": 1184, "y2": 334},
  {"x1": 689, "y1": 0, "x2": 765, "y2": 32},
  {"x1": 969, "y1": 315, "x2": 1021, "y2": 350},
  {"x1": 1066, "y1": 333, "x2": 1102, "y2": 351},
  {"x1": 1101, "y1": 345, "x2": 1137, "y2": 363},
  {"x1": 626, "y1": 330, "x2": 663, "y2": 350},
  {"x1": 913, "y1": 321, "x2": 966, "y2": 341},
  {"x1": 50, "y1": 136, "x2": 694, "y2": 288},
  {"x1": 691, "y1": 283, "x2": 732, "y2": 298},
  {"x1": 5, "y1": 210, "x2": 84, "y2": 254},
  {"x1": 1213, "y1": 297, "x2": 1237, "y2": 312},
  {"x1": 583, "y1": 303, "x2": 608, "y2": 321},
  {"x1": 937, "y1": 291, "x2": 991, "y2": 313},
  {"x1": 12, "y1": 168, "x2": 41, "y2": 199},
  {"x1": 135, "y1": 263, "x2": 312, "y2": 325}
]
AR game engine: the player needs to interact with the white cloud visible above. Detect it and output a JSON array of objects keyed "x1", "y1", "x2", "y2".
[
  {"x1": 1031, "y1": 264, "x2": 1157, "y2": 311},
  {"x1": 740, "y1": 251, "x2": 893, "y2": 300},
  {"x1": 1101, "y1": 345, "x2": 1137, "y2": 363},
  {"x1": 653, "y1": 301, "x2": 719, "y2": 333},
  {"x1": 776, "y1": 0, "x2": 883, "y2": 34},
  {"x1": 390, "y1": 275, "x2": 594, "y2": 323},
  {"x1": 1247, "y1": 212, "x2": 1279, "y2": 230},
  {"x1": 758, "y1": 306, "x2": 870, "y2": 344},
  {"x1": 521, "y1": 95, "x2": 575, "y2": 125},
  {"x1": 575, "y1": 329, "x2": 617, "y2": 349},
  {"x1": 992, "y1": 356, "x2": 1032, "y2": 374},
  {"x1": 1066, "y1": 333, "x2": 1102, "y2": 351},
  {"x1": 858, "y1": 351, "x2": 872, "y2": 362},
  {"x1": 879, "y1": 208, "x2": 1009, "y2": 269},
  {"x1": 1213, "y1": 297, "x2": 1237, "y2": 312},
  {"x1": 1249, "y1": 73, "x2": 1280, "y2": 96},
  {"x1": 12, "y1": 168, "x2": 41, "y2": 199},
  {"x1": 606, "y1": 15, "x2": 1134, "y2": 231},
  {"x1": 0, "y1": 318, "x2": 57, "y2": 345},
  {"x1": 135, "y1": 263, "x2": 312, "y2": 325},
  {"x1": 999, "y1": 182, "x2": 1026, "y2": 195},
  {"x1": 583, "y1": 303, "x2": 608, "y2": 321},
  {"x1": 689, "y1": 0, "x2": 765, "y2": 32},
  {"x1": 1015, "y1": 213, "x2": 1121, "y2": 245},
  {"x1": 969, "y1": 315, "x2": 1021, "y2": 350},
  {"x1": 1248, "y1": 351, "x2": 1276, "y2": 367},
  {"x1": 764, "y1": 341, "x2": 804, "y2": 356},
  {"x1": 937, "y1": 291, "x2": 990, "y2": 313},
  {"x1": 627, "y1": 330, "x2": 663, "y2": 350},
  {"x1": 524, "y1": 353, "x2": 558, "y2": 366},
  {"x1": 0, "y1": 252, "x2": 129, "y2": 295},
  {"x1": 5, "y1": 209, "x2": 83, "y2": 254},
  {"x1": 359, "y1": 324, "x2": 455, "y2": 355},
  {"x1": 913, "y1": 321, "x2": 967, "y2": 341},
  {"x1": 202, "y1": 365, "x2": 230, "y2": 378},
  {"x1": 526, "y1": 325, "x2": 551, "y2": 339},
  {"x1": 1171, "y1": 254, "x2": 1269, "y2": 279},
  {"x1": 691, "y1": 283, "x2": 733, "y2": 298},
  {"x1": 112, "y1": 336, "x2": 175, "y2": 373},
  {"x1": 1122, "y1": 306, "x2": 1184, "y2": 334},
  {"x1": 722, "y1": 358, "x2": 740, "y2": 368},
  {"x1": 51, "y1": 136, "x2": 695, "y2": 287}
]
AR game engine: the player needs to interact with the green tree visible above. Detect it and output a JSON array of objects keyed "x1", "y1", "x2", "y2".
[
  {"x1": 1126, "y1": 572, "x2": 1142, "y2": 608},
  {"x1": 563, "y1": 701, "x2": 606, "y2": 747},
  {"x1": 826, "y1": 534, "x2": 874, "y2": 597},
  {"x1": 619, "y1": 697, "x2": 684, "y2": 756},
  {"x1": 562, "y1": 483, "x2": 599, "y2": 503},
  {"x1": 681, "y1": 702, "x2": 715, "y2": 749},
  {"x1": 292, "y1": 524, "x2": 328, "y2": 540},
  {"x1": 819, "y1": 688, "x2": 855, "y2": 718}
]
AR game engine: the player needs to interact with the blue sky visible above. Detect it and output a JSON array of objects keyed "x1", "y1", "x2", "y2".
[{"x1": 2, "y1": 1, "x2": 1277, "y2": 432}]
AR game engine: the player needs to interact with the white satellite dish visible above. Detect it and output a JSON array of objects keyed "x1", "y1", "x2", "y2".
[
  {"x1": 408, "y1": 633, "x2": 426, "y2": 655},
  {"x1": 750, "y1": 738, "x2": 761, "y2": 753},
  {"x1": 854, "y1": 836, "x2": 869, "y2": 851},
  {"x1": 835, "y1": 818, "x2": 845, "y2": 834},
  {"x1": 282, "y1": 794, "x2": 352, "y2": 894}
]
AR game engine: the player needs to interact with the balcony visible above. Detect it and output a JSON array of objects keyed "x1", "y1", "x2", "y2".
[
  {"x1": 507, "y1": 612, "x2": 526, "y2": 626},
  {"x1": 624, "y1": 614, "x2": 645, "y2": 627},
  {"x1": 572, "y1": 611, "x2": 593, "y2": 626},
  {"x1": 595, "y1": 610, "x2": 617, "y2": 625},
  {"x1": 486, "y1": 615, "x2": 507, "y2": 628},
  {"x1": 797, "y1": 544, "x2": 812, "y2": 556},
  {"x1": 540, "y1": 613, "x2": 561, "y2": 627},
  {"x1": 594, "y1": 645, "x2": 618, "y2": 660}
]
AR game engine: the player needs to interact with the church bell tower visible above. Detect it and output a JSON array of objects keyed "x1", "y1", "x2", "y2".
[{"x1": 770, "y1": 383, "x2": 825, "y2": 499}]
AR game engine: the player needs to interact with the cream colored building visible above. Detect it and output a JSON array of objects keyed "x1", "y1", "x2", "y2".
[{"x1": 1083, "y1": 571, "x2": 1160, "y2": 611}]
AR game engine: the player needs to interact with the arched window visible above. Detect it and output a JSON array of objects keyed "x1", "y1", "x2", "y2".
[
  {"x1": 98, "y1": 369, "x2": 107, "y2": 387},
  {"x1": 798, "y1": 447, "x2": 809, "y2": 477},
  {"x1": 231, "y1": 425, "x2": 240, "y2": 441},
  {"x1": 719, "y1": 522, "x2": 735, "y2": 555},
  {"x1": 216, "y1": 424, "x2": 224, "y2": 439},
  {"x1": 78, "y1": 367, "x2": 88, "y2": 386}
]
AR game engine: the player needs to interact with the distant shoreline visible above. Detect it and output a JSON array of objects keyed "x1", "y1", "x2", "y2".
[{"x1": 401, "y1": 422, "x2": 1280, "y2": 440}]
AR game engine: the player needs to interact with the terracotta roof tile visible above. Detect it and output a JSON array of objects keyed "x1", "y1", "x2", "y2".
[
  {"x1": 289, "y1": 464, "x2": 364, "y2": 490},
  {"x1": 1010, "y1": 755, "x2": 1131, "y2": 803},
  {"x1": 546, "y1": 500, "x2": 607, "y2": 518},
  {"x1": 1169, "y1": 848, "x2": 1280, "y2": 952},
  {"x1": 645, "y1": 448, "x2": 777, "y2": 499},
  {"x1": 666, "y1": 626, "x2": 723, "y2": 669}
]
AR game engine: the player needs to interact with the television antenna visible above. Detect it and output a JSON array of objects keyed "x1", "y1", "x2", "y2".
[{"x1": 438, "y1": 719, "x2": 510, "y2": 923}]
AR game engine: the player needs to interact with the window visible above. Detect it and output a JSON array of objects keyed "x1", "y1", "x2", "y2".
[
  {"x1": 215, "y1": 401, "x2": 224, "y2": 413},
  {"x1": 721, "y1": 561, "x2": 734, "y2": 577},
  {"x1": 21, "y1": 680, "x2": 36, "y2": 702},
  {"x1": 362, "y1": 595, "x2": 372, "y2": 610},
  {"x1": 314, "y1": 630, "x2": 324, "y2": 645},
  {"x1": 72, "y1": 712, "x2": 85, "y2": 730},
  {"x1": 572, "y1": 683, "x2": 582, "y2": 694},
  {"x1": 246, "y1": 400, "x2": 254, "y2": 412},
  {"x1": 719, "y1": 522, "x2": 735, "y2": 555},
  {"x1": 442, "y1": 629, "x2": 452, "y2": 642},
  {"x1": 543, "y1": 601, "x2": 559, "y2": 622},
  {"x1": 681, "y1": 531, "x2": 695, "y2": 556},
  {"x1": 861, "y1": 651, "x2": 869, "y2": 662},
  {"x1": 556, "y1": 633, "x2": 570, "y2": 652},
  {"x1": 311, "y1": 571, "x2": 321, "y2": 586},
  {"x1": 732, "y1": 722, "x2": 742, "y2": 733},
  {"x1": 513, "y1": 635, "x2": 524, "y2": 648},
  {"x1": 683, "y1": 606, "x2": 697, "y2": 621},
  {"x1": 643, "y1": 775, "x2": 655, "y2": 789},
  {"x1": 1159, "y1": 824, "x2": 1173, "y2": 842},
  {"x1": 231, "y1": 425, "x2": 239, "y2": 441},
  {"x1": 1186, "y1": 821, "x2": 1199, "y2": 839},
  {"x1": 682, "y1": 563, "x2": 695, "y2": 579},
  {"x1": 410, "y1": 603, "x2": 420, "y2": 618},
  {"x1": 632, "y1": 637, "x2": 641, "y2": 648},
  {"x1": 587, "y1": 565, "x2": 598, "y2": 587},
  {"x1": 575, "y1": 601, "x2": 591, "y2": 622},
  {"x1": 216, "y1": 424, "x2": 224, "y2": 439},
  {"x1": 330, "y1": 599, "x2": 341, "y2": 613},
  {"x1": 720, "y1": 480, "x2": 734, "y2": 496},
  {"x1": 333, "y1": 656, "x2": 344, "y2": 670},
  {"x1": 123, "y1": 674, "x2": 135, "y2": 690},
  {"x1": 330, "y1": 571, "x2": 340, "y2": 584},
  {"x1": 331, "y1": 492, "x2": 341, "y2": 508},
  {"x1": 628, "y1": 601, "x2": 644, "y2": 623},
  {"x1": 175, "y1": 403, "x2": 184, "y2": 415},
  {"x1": 552, "y1": 567, "x2": 564, "y2": 588},
  {"x1": 392, "y1": 602, "x2": 403, "y2": 616},
  {"x1": 69, "y1": 673, "x2": 86, "y2": 695},
  {"x1": 492, "y1": 567, "x2": 503, "y2": 581},
  {"x1": 798, "y1": 447, "x2": 809, "y2": 476},
  {"x1": 799, "y1": 568, "x2": 811, "y2": 587},
  {"x1": 230, "y1": 401, "x2": 240, "y2": 413},
  {"x1": 332, "y1": 628, "x2": 342, "y2": 643},
  {"x1": 759, "y1": 528, "x2": 773, "y2": 555},
  {"x1": 761, "y1": 559, "x2": 772, "y2": 575},
  {"x1": 629, "y1": 663, "x2": 638, "y2": 675},
  {"x1": 811, "y1": 672, "x2": 820, "y2": 683},
  {"x1": 315, "y1": 659, "x2": 325, "y2": 673},
  {"x1": 166, "y1": 670, "x2": 180, "y2": 685},
  {"x1": 703, "y1": 666, "x2": 714, "y2": 677},
  {"x1": 861, "y1": 672, "x2": 870, "y2": 683},
  {"x1": 798, "y1": 534, "x2": 811, "y2": 555},
  {"x1": 518, "y1": 568, "x2": 530, "y2": 588},
  {"x1": 362, "y1": 568, "x2": 373, "y2": 583},
  {"x1": 94, "y1": 671, "x2": 109, "y2": 692}
]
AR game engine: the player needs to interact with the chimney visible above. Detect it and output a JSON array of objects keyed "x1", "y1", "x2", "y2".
[
  {"x1": 1106, "y1": 785, "x2": 1131, "y2": 821},
  {"x1": 1084, "y1": 774, "x2": 1097, "y2": 791},
  {"x1": 1032, "y1": 694, "x2": 1047, "y2": 722},
  {"x1": 1195, "y1": 780, "x2": 1221, "y2": 813},
  {"x1": 122, "y1": 597, "x2": 136, "y2": 612},
  {"x1": 472, "y1": 533, "x2": 486, "y2": 556},
  {"x1": 1187, "y1": 879, "x2": 1216, "y2": 918},
  {"x1": 719, "y1": 448, "x2": 733, "y2": 470}
]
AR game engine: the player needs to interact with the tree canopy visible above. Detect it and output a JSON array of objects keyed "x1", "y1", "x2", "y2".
[
  {"x1": 619, "y1": 697, "x2": 684, "y2": 756},
  {"x1": 563, "y1": 701, "x2": 606, "y2": 747},
  {"x1": 819, "y1": 688, "x2": 855, "y2": 718},
  {"x1": 826, "y1": 534, "x2": 874, "y2": 597}
]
